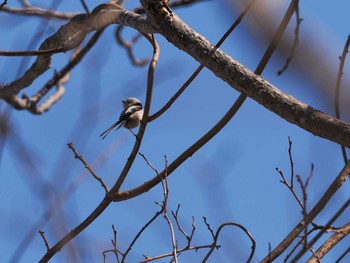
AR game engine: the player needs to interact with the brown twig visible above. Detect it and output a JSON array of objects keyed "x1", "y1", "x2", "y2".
[
  {"x1": 334, "y1": 35, "x2": 350, "y2": 163},
  {"x1": 277, "y1": 0, "x2": 302, "y2": 75},
  {"x1": 122, "y1": 208, "x2": 163, "y2": 262},
  {"x1": 160, "y1": 157, "x2": 179, "y2": 263},
  {"x1": 203, "y1": 217, "x2": 215, "y2": 239},
  {"x1": 288, "y1": 137, "x2": 295, "y2": 188},
  {"x1": 39, "y1": 230, "x2": 50, "y2": 251},
  {"x1": 141, "y1": 244, "x2": 218, "y2": 263},
  {"x1": 67, "y1": 143, "x2": 109, "y2": 193},
  {"x1": 276, "y1": 168, "x2": 304, "y2": 210},
  {"x1": 171, "y1": 205, "x2": 196, "y2": 247},
  {"x1": 296, "y1": 174, "x2": 309, "y2": 249},
  {"x1": 115, "y1": 25, "x2": 149, "y2": 66},
  {"x1": 202, "y1": 222, "x2": 256, "y2": 263},
  {"x1": 102, "y1": 225, "x2": 122, "y2": 263}
]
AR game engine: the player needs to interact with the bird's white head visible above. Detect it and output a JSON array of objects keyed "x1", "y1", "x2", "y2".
[{"x1": 122, "y1": 97, "x2": 142, "y2": 109}]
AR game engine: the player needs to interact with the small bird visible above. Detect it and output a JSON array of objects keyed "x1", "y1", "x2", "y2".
[{"x1": 100, "y1": 97, "x2": 143, "y2": 140}]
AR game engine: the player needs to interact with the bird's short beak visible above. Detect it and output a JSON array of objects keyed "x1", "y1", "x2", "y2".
[{"x1": 122, "y1": 100, "x2": 125, "y2": 103}]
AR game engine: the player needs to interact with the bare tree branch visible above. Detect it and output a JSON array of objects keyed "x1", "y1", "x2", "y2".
[
  {"x1": 67, "y1": 143, "x2": 109, "y2": 193},
  {"x1": 261, "y1": 161, "x2": 350, "y2": 262},
  {"x1": 39, "y1": 230, "x2": 50, "y2": 251},
  {"x1": 290, "y1": 197, "x2": 350, "y2": 262},
  {"x1": 202, "y1": 222, "x2": 256, "y2": 263},
  {"x1": 141, "y1": 0, "x2": 350, "y2": 148},
  {"x1": 307, "y1": 221, "x2": 350, "y2": 263}
]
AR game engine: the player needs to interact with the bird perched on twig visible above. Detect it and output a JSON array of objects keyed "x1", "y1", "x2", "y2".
[{"x1": 100, "y1": 97, "x2": 143, "y2": 140}]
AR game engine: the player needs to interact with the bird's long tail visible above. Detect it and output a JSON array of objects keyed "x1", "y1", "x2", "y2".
[{"x1": 100, "y1": 121, "x2": 124, "y2": 140}]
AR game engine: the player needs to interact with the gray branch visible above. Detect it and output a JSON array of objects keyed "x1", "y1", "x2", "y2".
[{"x1": 141, "y1": 0, "x2": 350, "y2": 147}]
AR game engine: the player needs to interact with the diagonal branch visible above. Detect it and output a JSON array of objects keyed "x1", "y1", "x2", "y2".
[
  {"x1": 141, "y1": 0, "x2": 350, "y2": 148},
  {"x1": 261, "y1": 160, "x2": 350, "y2": 262}
]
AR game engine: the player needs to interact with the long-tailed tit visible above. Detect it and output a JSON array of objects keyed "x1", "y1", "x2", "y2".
[{"x1": 100, "y1": 97, "x2": 143, "y2": 140}]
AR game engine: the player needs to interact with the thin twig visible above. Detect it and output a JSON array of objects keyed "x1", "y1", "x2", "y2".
[
  {"x1": 334, "y1": 35, "x2": 350, "y2": 163},
  {"x1": 141, "y1": 244, "x2": 218, "y2": 263},
  {"x1": 80, "y1": 0, "x2": 90, "y2": 14},
  {"x1": 102, "y1": 225, "x2": 122, "y2": 263},
  {"x1": 121, "y1": 207, "x2": 163, "y2": 262},
  {"x1": 288, "y1": 137, "x2": 295, "y2": 188},
  {"x1": 276, "y1": 167, "x2": 304, "y2": 210},
  {"x1": 67, "y1": 143, "x2": 109, "y2": 193},
  {"x1": 39, "y1": 230, "x2": 50, "y2": 251},
  {"x1": 277, "y1": 0, "x2": 302, "y2": 75},
  {"x1": 202, "y1": 222, "x2": 256, "y2": 263},
  {"x1": 171, "y1": 204, "x2": 195, "y2": 247},
  {"x1": 162, "y1": 157, "x2": 179, "y2": 263},
  {"x1": 122, "y1": 156, "x2": 172, "y2": 262},
  {"x1": 115, "y1": 25, "x2": 149, "y2": 66},
  {"x1": 296, "y1": 174, "x2": 309, "y2": 249},
  {"x1": 203, "y1": 217, "x2": 215, "y2": 239}
]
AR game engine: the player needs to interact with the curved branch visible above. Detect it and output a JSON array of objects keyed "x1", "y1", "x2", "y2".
[{"x1": 202, "y1": 222, "x2": 256, "y2": 263}]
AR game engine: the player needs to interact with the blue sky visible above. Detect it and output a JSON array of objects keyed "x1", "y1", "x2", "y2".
[{"x1": 0, "y1": 0, "x2": 350, "y2": 262}]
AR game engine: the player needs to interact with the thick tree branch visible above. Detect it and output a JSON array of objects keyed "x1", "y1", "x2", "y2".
[{"x1": 140, "y1": 0, "x2": 350, "y2": 148}]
